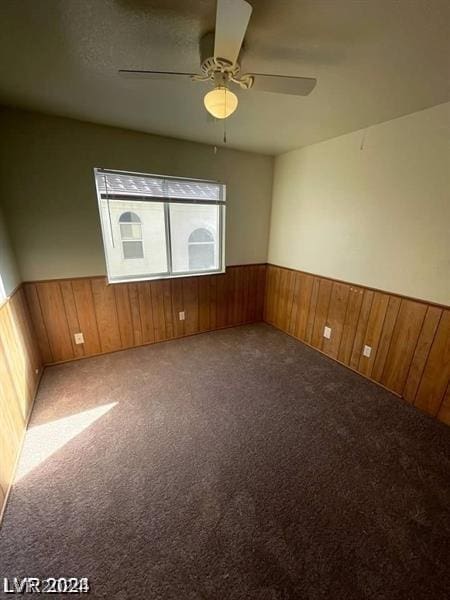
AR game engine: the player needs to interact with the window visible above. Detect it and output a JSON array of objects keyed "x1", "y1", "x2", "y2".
[
  {"x1": 95, "y1": 169, "x2": 225, "y2": 283},
  {"x1": 188, "y1": 228, "x2": 215, "y2": 270},
  {"x1": 119, "y1": 212, "x2": 144, "y2": 259}
]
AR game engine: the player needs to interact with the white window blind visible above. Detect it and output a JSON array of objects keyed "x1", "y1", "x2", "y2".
[
  {"x1": 95, "y1": 170, "x2": 224, "y2": 203},
  {"x1": 94, "y1": 168, "x2": 226, "y2": 283}
]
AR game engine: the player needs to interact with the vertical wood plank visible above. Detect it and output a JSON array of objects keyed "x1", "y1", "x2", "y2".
[
  {"x1": 237, "y1": 266, "x2": 247, "y2": 324},
  {"x1": 294, "y1": 273, "x2": 314, "y2": 341},
  {"x1": 0, "y1": 337, "x2": 24, "y2": 493},
  {"x1": 215, "y1": 274, "x2": 227, "y2": 328},
  {"x1": 381, "y1": 299, "x2": 427, "y2": 394},
  {"x1": 255, "y1": 264, "x2": 266, "y2": 322},
  {"x1": 304, "y1": 277, "x2": 320, "y2": 344},
  {"x1": 403, "y1": 306, "x2": 442, "y2": 403},
  {"x1": 170, "y1": 279, "x2": 185, "y2": 338},
  {"x1": 283, "y1": 270, "x2": 296, "y2": 333},
  {"x1": 198, "y1": 276, "x2": 211, "y2": 332},
  {"x1": 138, "y1": 283, "x2": 155, "y2": 345},
  {"x1": 209, "y1": 275, "x2": 218, "y2": 329},
  {"x1": 0, "y1": 304, "x2": 33, "y2": 408},
  {"x1": 241, "y1": 266, "x2": 250, "y2": 323},
  {"x1": 162, "y1": 280, "x2": 174, "y2": 339},
  {"x1": 275, "y1": 268, "x2": 288, "y2": 330},
  {"x1": 337, "y1": 286, "x2": 364, "y2": 365},
  {"x1": 114, "y1": 284, "x2": 134, "y2": 348},
  {"x1": 183, "y1": 277, "x2": 199, "y2": 335},
  {"x1": 414, "y1": 310, "x2": 450, "y2": 416},
  {"x1": 287, "y1": 272, "x2": 301, "y2": 336},
  {"x1": 60, "y1": 281, "x2": 84, "y2": 358},
  {"x1": 150, "y1": 281, "x2": 167, "y2": 342},
  {"x1": 371, "y1": 296, "x2": 402, "y2": 382},
  {"x1": 0, "y1": 316, "x2": 26, "y2": 424},
  {"x1": 349, "y1": 290, "x2": 374, "y2": 370},
  {"x1": 91, "y1": 278, "x2": 122, "y2": 352},
  {"x1": 71, "y1": 279, "x2": 101, "y2": 356},
  {"x1": 128, "y1": 283, "x2": 143, "y2": 346},
  {"x1": 246, "y1": 266, "x2": 257, "y2": 323},
  {"x1": 270, "y1": 267, "x2": 281, "y2": 326},
  {"x1": 23, "y1": 283, "x2": 53, "y2": 364},
  {"x1": 263, "y1": 266, "x2": 274, "y2": 323},
  {"x1": 310, "y1": 278, "x2": 332, "y2": 348},
  {"x1": 36, "y1": 282, "x2": 73, "y2": 362},
  {"x1": 358, "y1": 292, "x2": 390, "y2": 377},
  {"x1": 226, "y1": 268, "x2": 236, "y2": 326},
  {"x1": 14, "y1": 289, "x2": 42, "y2": 379},
  {"x1": 322, "y1": 282, "x2": 350, "y2": 358},
  {"x1": 232, "y1": 267, "x2": 244, "y2": 325}
]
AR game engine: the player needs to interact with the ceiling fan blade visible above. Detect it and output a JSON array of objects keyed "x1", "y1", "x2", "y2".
[
  {"x1": 249, "y1": 74, "x2": 317, "y2": 96},
  {"x1": 214, "y1": 0, "x2": 253, "y2": 65},
  {"x1": 119, "y1": 69, "x2": 196, "y2": 81}
]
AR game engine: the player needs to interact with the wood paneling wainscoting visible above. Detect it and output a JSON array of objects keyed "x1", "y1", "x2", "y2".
[
  {"x1": 264, "y1": 265, "x2": 450, "y2": 425},
  {"x1": 23, "y1": 265, "x2": 266, "y2": 365},
  {"x1": 18, "y1": 263, "x2": 450, "y2": 428},
  {"x1": 0, "y1": 287, "x2": 43, "y2": 521}
]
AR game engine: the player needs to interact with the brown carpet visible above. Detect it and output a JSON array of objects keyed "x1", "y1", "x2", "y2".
[{"x1": 0, "y1": 323, "x2": 449, "y2": 599}]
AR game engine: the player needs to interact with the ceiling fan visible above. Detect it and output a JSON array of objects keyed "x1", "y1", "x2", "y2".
[{"x1": 119, "y1": 0, "x2": 317, "y2": 119}]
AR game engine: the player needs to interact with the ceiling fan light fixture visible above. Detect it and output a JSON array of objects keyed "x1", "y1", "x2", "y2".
[{"x1": 204, "y1": 85, "x2": 238, "y2": 119}]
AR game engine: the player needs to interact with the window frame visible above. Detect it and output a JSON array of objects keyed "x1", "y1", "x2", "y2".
[{"x1": 94, "y1": 168, "x2": 226, "y2": 284}]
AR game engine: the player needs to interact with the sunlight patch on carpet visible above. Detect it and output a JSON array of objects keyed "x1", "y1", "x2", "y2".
[{"x1": 15, "y1": 402, "x2": 118, "y2": 481}]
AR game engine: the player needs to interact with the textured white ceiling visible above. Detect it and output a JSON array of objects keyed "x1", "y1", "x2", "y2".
[{"x1": 0, "y1": 0, "x2": 449, "y2": 155}]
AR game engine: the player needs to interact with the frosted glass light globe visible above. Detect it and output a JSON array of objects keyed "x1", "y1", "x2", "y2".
[{"x1": 204, "y1": 86, "x2": 238, "y2": 119}]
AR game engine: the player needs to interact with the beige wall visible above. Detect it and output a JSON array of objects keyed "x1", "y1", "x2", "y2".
[
  {"x1": 268, "y1": 102, "x2": 450, "y2": 305},
  {"x1": 0, "y1": 108, "x2": 273, "y2": 281},
  {"x1": 2, "y1": 104, "x2": 448, "y2": 304},
  {"x1": 0, "y1": 204, "x2": 20, "y2": 298}
]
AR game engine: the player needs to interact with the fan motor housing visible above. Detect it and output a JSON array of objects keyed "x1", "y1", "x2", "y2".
[{"x1": 197, "y1": 30, "x2": 254, "y2": 90}]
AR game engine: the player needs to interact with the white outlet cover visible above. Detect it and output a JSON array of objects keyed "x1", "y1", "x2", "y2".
[
  {"x1": 323, "y1": 326, "x2": 331, "y2": 339},
  {"x1": 179, "y1": 311, "x2": 185, "y2": 321},
  {"x1": 363, "y1": 345, "x2": 372, "y2": 358},
  {"x1": 74, "y1": 332, "x2": 85, "y2": 345}
]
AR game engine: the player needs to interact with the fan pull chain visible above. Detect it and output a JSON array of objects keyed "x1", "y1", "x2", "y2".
[{"x1": 223, "y1": 87, "x2": 228, "y2": 144}]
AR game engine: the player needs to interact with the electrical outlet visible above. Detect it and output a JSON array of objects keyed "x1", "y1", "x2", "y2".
[
  {"x1": 74, "y1": 332, "x2": 85, "y2": 345},
  {"x1": 323, "y1": 326, "x2": 331, "y2": 339},
  {"x1": 363, "y1": 345, "x2": 372, "y2": 358},
  {"x1": 179, "y1": 311, "x2": 185, "y2": 321}
]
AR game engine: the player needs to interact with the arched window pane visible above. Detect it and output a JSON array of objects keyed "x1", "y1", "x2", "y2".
[
  {"x1": 188, "y1": 228, "x2": 214, "y2": 243},
  {"x1": 119, "y1": 211, "x2": 141, "y2": 223},
  {"x1": 188, "y1": 227, "x2": 215, "y2": 270},
  {"x1": 119, "y1": 212, "x2": 144, "y2": 259}
]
